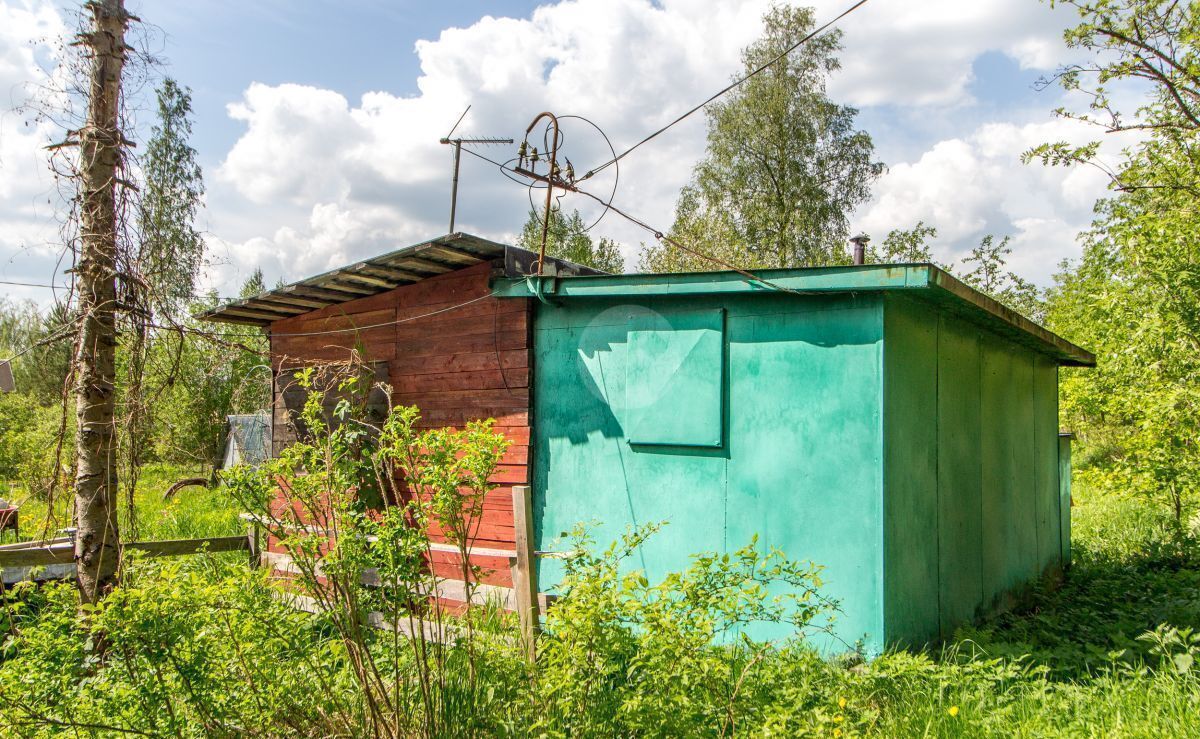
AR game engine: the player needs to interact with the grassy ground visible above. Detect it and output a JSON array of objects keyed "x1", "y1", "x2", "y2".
[
  {"x1": 0, "y1": 474, "x2": 1196, "y2": 736},
  {"x1": 846, "y1": 479, "x2": 1200, "y2": 736},
  {"x1": 3, "y1": 464, "x2": 242, "y2": 543}
]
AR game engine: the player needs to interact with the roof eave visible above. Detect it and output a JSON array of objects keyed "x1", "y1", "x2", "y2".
[
  {"x1": 196, "y1": 233, "x2": 602, "y2": 326},
  {"x1": 493, "y1": 264, "x2": 1096, "y2": 368}
]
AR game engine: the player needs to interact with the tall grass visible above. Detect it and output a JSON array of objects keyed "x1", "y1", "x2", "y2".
[
  {"x1": 1, "y1": 470, "x2": 1198, "y2": 735},
  {"x1": 9, "y1": 463, "x2": 241, "y2": 542}
]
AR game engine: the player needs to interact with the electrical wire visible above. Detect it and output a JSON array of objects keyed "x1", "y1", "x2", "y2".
[
  {"x1": 555, "y1": 114, "x2": 619, "y2": 233},
  {"x1": 1, "y1": 316, "x2": 82, "y2": 362},
  {"x1": 183, "y1": 289, "x2": 504, "y2": 339},
  {"x1": 0, "y1": 278, "x2": 260, "y2": 303},
  {"x1": 568, "y1": 185, "x2": 807, "y2": 296},
  {"x1": 0, "y1": 279, "x2": 71, "y2": 289},
  {"x1": 457, "y1": 144, "x2": 805, "y2": 295},
  {"x1": 580, "y1": 0, "x2": 872, "y2": 181}
]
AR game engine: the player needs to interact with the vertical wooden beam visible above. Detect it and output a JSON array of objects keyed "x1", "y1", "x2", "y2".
[
  {"x1": 511, "y1": 484, "x2": 539, "y2": 660},
  {"x1": 247, "y1": 521, "x2": 261, "y2": 570}
]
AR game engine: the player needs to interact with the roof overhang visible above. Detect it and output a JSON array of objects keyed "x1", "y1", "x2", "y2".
[
  {"x1": 198, "y1": 232, "x2": 602, "y2": 326},
  {"x1": 493, "y1": 263, "x2": 1095, "y2": 367}
]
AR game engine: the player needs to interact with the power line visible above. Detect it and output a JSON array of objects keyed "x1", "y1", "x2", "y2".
[
  {"x1": 0, "y1": 278, "x2": 245, "y2": 302},
  {"x1": 0, "y1": 279, "x2": 72, "y2": 289},
  {"x1": 580, "y1": 0, "x2": 872, "y2": 181},
  {"x1": 457, "y1": 145, "x2": 804, "y2": 295}
]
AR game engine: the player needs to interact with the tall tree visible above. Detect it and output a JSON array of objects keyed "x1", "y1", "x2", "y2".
[
  {"x1": 73, "y1": 0, "x2": 130, "y2": 604},
  {"x1": 958, "y1": 235, "x2": 1044, "y2": 322},
  {"x1": 641, "y1": 4, "x2": 883, "y2": 272},
  {"x1": 1034, "y1": 0, "x2": 1200, "y2": 522},
  {"x1": 517, "y1": 207, "x2": 624, "y2": 273},
  {"x1": 121, "y1": 78, "x2": 206, "y2": 529},
  {"x1": 874, "y1": 221, "x2": 938, "y2": 264},
  {"x1": 136, "y1": 78, "x2": 205, "y2": 312}
]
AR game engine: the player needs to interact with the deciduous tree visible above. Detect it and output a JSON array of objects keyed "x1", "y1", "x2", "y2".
[
  {"x1": 642, "y1": 4, "x2": 883, "y2": 272},
  {"x1": 517, "y1": 207, "x2": 624, "y2": 273}
]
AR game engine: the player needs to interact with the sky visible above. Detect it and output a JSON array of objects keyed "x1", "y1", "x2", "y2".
[{"x1": 0, "y1": 0, "x2": 1139, "y2": 307}]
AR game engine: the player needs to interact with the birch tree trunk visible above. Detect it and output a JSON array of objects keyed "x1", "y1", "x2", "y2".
[{"x1": 73, "y1": 0, "x2": 129, "y2": 605}]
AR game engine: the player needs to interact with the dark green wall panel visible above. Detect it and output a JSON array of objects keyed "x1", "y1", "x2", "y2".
[
  {"x1": 936, "y1": 314, "x2": 983, "y2": 637},
  {"x1": 1034, "y1": 357, "x2": 1061, "y2": 571},
  {"x1": 882, "y1": 296, "x2": 940, "y2": 647}
]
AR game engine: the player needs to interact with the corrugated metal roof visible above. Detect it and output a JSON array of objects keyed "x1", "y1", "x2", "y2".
[
  {"x1": 493, "y1": 263, "x2": 1096, "y2": 367},
  {"x1": 198, "y1": 232, "x2": 602, "y2": 326}
]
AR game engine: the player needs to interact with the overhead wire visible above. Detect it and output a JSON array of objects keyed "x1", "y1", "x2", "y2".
[
  {"x1": 167, "y1": 289, "x2": 504, "y2": 340},
  {"x1": 454, "y1": 1, "x2": 873, "y2": 291},
  {"x1": 579, "y1": 0, "x2": 872, "y2": 182},
  {"x1": 457, "y1": 144, "x2": 803, "y2": 293},
  {"x1": 0, "y1": 278, "x2": 255, "y2": 303}
]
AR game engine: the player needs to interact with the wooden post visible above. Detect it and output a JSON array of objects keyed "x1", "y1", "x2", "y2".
[
  {"x1": 247, "y1": 521, "x2": 261, "y2": 569},
  {"x1": 511, "y1": 484, "x2": 539, "y2": 660}
]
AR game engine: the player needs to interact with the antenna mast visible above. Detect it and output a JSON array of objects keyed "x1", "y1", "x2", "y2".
[{"x1": 440, "y1": 105, "x2": 512, "y2": 233}]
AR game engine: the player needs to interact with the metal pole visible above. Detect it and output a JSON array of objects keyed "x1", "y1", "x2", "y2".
[
  {"x1": 524, "y1": 112, "x2": 561, "y2": 276},
  {"x1": 439, "y1": 134, "x2": 512, "y2": 235},
  {"x1": 449, "y1": 140, "x2": 462, "y2": 233},
  {"x1": 850, "y1": 234, "x2": 869, "y2": 265}
]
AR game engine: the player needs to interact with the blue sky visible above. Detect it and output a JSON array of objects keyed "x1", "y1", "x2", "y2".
[{"x1": 1, "y1": 0, "x2": 1136, "y2": 306}]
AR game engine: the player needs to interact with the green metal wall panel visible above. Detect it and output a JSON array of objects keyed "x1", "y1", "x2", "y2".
[
  {"x1": 1034, "y1": 358, "x2": 1062, "y2": 572},
  {"x1": 979, "y1": 335, "x2": 1014, "y2": 605},
  {"x1": 626, "y1": 308, "x2": 725, "y2": 447},
  {"x1": 532, "y1": 294, "x2": 886, "y2": 653},
  {"x1": 531, "y1": 290, "x2": 1070, "y2": 654},
  {"x1": 935, "y1": 314, "x2": 984, "y2": 637},
  {"x1": 1011, "y1": 351, "x2": 1040, "y2": 586},
  {"x1": 723, "y1": 304, "x2": 885, "y2": 648},
  {"x1": 884, "y1": 301, "x2": 1064, "y2": 644},
  {"x1": 882, "y1": 296, "x2": 940, "y2": 647}
]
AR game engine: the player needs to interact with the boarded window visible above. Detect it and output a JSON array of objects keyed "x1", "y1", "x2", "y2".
[
  {"x1": 274, "y1": 361, "x2": 390, "y2": 456},
  {"x1": 625, "y1": 308, "x2": 724, "y2": 447}
]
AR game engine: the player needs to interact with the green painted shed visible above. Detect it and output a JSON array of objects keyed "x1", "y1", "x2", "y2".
[{"x1": 495, "y1": 264, "x2": 1094, "y2": 655}]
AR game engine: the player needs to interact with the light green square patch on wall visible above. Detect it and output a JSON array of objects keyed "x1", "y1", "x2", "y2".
[{"x1": 625, "y1": 307, "x2": 725, "y2": 446}]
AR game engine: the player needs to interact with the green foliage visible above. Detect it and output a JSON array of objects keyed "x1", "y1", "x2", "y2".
[
  {"x1": 533, "y1": 525, "x2": 831, "y2": 737},
  {"x1": 4, "y1": 479, "x2": 1200, "y2": 736},
  {"x1": 517, "y1": 207, "x2": 624, "y2": 273},
  {"x1": 1026, "y1": 0, "x2": 1200, "y2": 195},
  {"x1": 1034, "y1": 1, "x2": 1200, "y2": 524},
  {"x1": 871, "y1": 221, "x2": 939, "y2": 264},
  {"x1": 959, "y1": 234, "x2": 1046, "y2": 322},
  {"x1": 0, "y1": 300, "x2": 73, "y2": 406},
  {"x1": 149, "y1": 295, "x2": 269, "y2": 471},
  {"x1": 136, "y1": 78, "x2": 205, "y2": 313},
  {"x1": 12, "y1": 463, "x2": 241, "y2": 542},
  {"x1": 0, "y1": 393, "x2": 68, "y2": 502},
  {"x1": 642, "y1": 4, "x2": 883, "y2": 272}
]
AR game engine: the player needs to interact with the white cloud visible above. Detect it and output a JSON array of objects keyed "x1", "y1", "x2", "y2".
[
  {"x1": 204, "y1": 0, "x2": 1104, "y2": 289},
  {"x1": 854, "y1": 116, "x2": 1117, "y2": 281},
  {"x1": 0, "y1": 0, "x2": 68, "y2": 304},
  {"x1": 0, "y1": 0, "x2": 1120, "y2": 298},
  {"x1": 821, "y1": 0, "x2": 1084, "y2": 107}
]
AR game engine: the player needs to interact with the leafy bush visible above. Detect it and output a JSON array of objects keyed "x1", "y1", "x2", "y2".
[{"x1": 0, "y1": 393, "x2": 69, "y2": 503}]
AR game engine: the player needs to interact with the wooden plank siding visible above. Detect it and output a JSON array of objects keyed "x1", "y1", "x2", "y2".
[{"x1": 264, "y1": 261, "x2": 531, "y2": 595}]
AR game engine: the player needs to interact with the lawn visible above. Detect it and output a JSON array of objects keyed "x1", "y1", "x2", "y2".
[{"x1": 4, "y1": 463, "x2": 243, "y2": 544}]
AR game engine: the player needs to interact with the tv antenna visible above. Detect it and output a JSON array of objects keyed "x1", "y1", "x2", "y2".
[{"x1": 439, "y1": 105, "x2": 513, "y2": 233}]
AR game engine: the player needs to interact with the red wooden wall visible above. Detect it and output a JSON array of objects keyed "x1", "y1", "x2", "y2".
[{"x1": 266, "y1": 262, "x2": 531, "y2": 592}]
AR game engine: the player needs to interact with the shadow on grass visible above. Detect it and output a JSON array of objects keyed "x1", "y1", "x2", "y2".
[{"x1": 956, "y1": 503, "x2": 1200, "y2": 680}]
